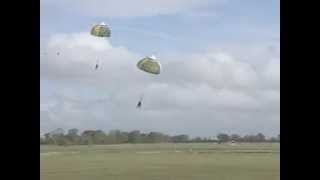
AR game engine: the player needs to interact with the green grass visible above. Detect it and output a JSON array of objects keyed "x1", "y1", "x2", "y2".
[{"x1": 41, "y1": 143, "x2": 280, "y2": 180}]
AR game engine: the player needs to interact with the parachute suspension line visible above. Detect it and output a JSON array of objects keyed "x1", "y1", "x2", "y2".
[
  {"x1": 139, "y1": 93, "x2": 144, "y2": 101},
  {"x1": 95, "y1": 53, "x2": 101, "y2": 70}
]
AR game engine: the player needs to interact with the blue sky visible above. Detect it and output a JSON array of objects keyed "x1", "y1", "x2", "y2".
[
  {"x1": 41, "y1": 0, "x2": 279, "y2": 54},
  {"x1": 41, "y1": 0, "x2": 280, "y2": 137}
]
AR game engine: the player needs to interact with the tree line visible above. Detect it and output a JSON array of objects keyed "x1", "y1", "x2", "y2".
[{"x1": 40, "y1": 128, "x2": 280, "y2": 146}]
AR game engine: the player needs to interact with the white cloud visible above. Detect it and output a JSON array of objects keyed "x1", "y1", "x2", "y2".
[
  {"x1": 262, "y1": 58, "x2": 280, "y2": 88},
  {"x1": 41, "y1": 32, "x2": 279, "y2": 136},
  {"x1": 41, "y1": 32, "x2": 141, "y2": 83}
]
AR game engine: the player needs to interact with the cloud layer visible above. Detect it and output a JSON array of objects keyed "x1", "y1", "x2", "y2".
[{"x1": 41, "y1": 32, "x2": 279, "y2": 137}]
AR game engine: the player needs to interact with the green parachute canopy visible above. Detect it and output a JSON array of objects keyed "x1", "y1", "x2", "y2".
[
  {"x1": 90, "y1": 22, "x2": 111, "y2": 37},
  {"x1": 137, "y1": 55, "x2": 161, "y2": 75}
]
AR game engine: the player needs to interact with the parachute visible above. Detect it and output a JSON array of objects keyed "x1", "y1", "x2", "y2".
[
  {"x1": 136, "y1": 56, "x2": 161, "y2": 108},
  {"x1": 137, "y1": 55, "x2": 161, "y2": 75},
  {"x1": 90, "y1": 22, "x2": 110, "y2": 70},
  {"x1": 90, "y1": 22, "x2": 111, "y2": 38}
]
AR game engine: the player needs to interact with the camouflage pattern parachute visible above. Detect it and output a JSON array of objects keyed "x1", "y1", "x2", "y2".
[
  {"x1": 137, "y1": 55, "x2": 161, "y2": 75},
  {"x1": 135, "y1": 55, "x2": 161, "y2": 108},
  {"x1": 90, "y1": 22, "x2": 111, "y2": 37}
]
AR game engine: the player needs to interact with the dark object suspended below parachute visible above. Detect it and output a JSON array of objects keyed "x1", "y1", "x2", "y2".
[
  {"x1": 136, "y1": 101, "x2": 142, "y2": 108},
  {"x1": 95, "y1": 59, "x2": 99, "y2": 70},
  {"x1": 136, "y1": 95, "x2": 144, "y2": 109}
]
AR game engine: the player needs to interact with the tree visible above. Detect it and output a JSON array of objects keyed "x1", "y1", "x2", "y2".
[
  {"x1": 148, "y1": 132, "x2": 166, "y2": 143},
  {"x1": 107, "y1": 130, "x2": 117, "y2": 144},
  {"x1": 106, "y1": 130, "x2": 129, "y2": 144},
  {"x1": 66, "y1": 129, "x2": 80, "y2": 144},
  {"x1": 243, "y1": 135, "x2": 254, "y2": 142},
  {"x1": 108, "y1": 130, "x2": 125, "y2": 144},
  {"x1": 241, "y1": 133, "x2": 266, "y2": 142},
  {"x1": 118, "y1": 131, "x2": 129, "y2": 143},
  {"x1": 44, "y1": 133, "x2": 53, "y2": 144},
  {"x1": 50, "y1": 128, "x2": 65, "y2": 136},
  {"x1": 217, "y1": 133, "x2": 230, "y2": 143},
  {"x1": 81, "y1": 130, "x2": 95, "y2": 145},
  {"x1": 256, "y1": 133, "x2": 266, "y2": 142},
  {"x1": 128, "y1": 131, "x2": 141, "y2": 143},
  {"x1": 140, "y1": 133, "x2": 149, "y2": 143},
  {"x1": 44, "y1": 128, "x2": 67, "y2": 145},
  {"x1": 231, "y1": 134, "x2": 241, "y2": 141},
  {"x1": 52, "y1": 129, "x2": 68, "y2": 145},
  {"x1": 40, "y1": 137, "x2": 45, "y2": 144},
  {"x1": 171, "y1": 135, "x2": 189, "y2": 143},
  {"x1": 68, "y1": 129, "x2": 79, "y2": 136},
  {"x1": 94, "y1": 130, "x2": 107, "y2": 144},
  {"x1": 269, "y1": 137, "x2": 278, "y2": 142}
]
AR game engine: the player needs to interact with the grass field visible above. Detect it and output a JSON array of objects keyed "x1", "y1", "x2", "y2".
[{"x1": 40, "y1": 143, "x2": 280, "y2": 180}]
